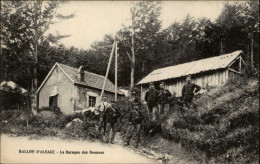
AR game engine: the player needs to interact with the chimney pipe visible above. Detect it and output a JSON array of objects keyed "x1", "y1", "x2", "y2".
[{"x1": 78, "y1": 66, "x2": 85, "y2": 82}]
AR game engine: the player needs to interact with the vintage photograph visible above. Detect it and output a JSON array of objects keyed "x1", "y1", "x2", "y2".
[{"x1": 0, "y1": 0, "x2": 259, "y2": 163}]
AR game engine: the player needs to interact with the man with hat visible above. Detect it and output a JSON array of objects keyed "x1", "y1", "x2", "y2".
[
  {"x1": 158, "y1": 82, "x2": 172, "y2": 118},
  {"x1": 124, "y1": 87, "x2": 144, "y2": 148},
  {"x1": 96, "y1": 96, "x2": 110, "y2": 135},
  {"x1": 182, "y1": 75, "x2": 201, "y2": 108},
  {"x1": 101, "y1": 100, "x2": 121, "y2": 144},
  {"x1": 144, "y1": 82, "x2": 159, "y2": 122}
]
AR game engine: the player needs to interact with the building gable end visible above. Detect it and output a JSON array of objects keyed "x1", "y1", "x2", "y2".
[{"x1": 37, "y1": 63, "x2": 74, "y2": 93}]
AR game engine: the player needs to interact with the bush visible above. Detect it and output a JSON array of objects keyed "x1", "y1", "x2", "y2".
[
  {"x1": 1, "y1": 105, "x2": 104, "y2": 142},
  {"x1": 38, "y1": 106, "x2": 62, "y2": 115},
  {"x1": 0, "y1": 84, "x2": 27, "y2": 110}
]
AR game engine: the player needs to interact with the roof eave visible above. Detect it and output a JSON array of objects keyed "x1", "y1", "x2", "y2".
[
  {"x1": 137, "y1": 67, "x2": 229, "y2": 85},
  {"x1": 74, "y1": 82, "x2": 124, "y2": 95}
]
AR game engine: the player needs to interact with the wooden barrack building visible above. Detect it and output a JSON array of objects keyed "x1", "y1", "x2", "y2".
[{"x1": 137, "y1": 50, "x2": 244, "y2": 99}]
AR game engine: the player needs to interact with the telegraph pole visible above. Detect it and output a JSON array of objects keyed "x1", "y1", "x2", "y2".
[
  {"x1": 115, "y1": 39, "x2": 118, "y2": 101},
  {"x1": 100, "y1": 41, "x2": 115, "y2": 100}
]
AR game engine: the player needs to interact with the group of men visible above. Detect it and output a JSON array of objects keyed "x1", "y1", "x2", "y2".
[
  {"x1": 145, "y1": 75, "x2": 201, "y2": 122},
  {"x1": 96, "y1": 75, "x2": 201, "y2": 148},
  {"x1": 96, "y1": 90, "x2": 144, "y2": 148},
  {"x1": 145, "y1": 81, "x2": 172, "y2": 122}
]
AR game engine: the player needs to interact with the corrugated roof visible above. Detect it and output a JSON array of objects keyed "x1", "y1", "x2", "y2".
[
  {"x1": 57, "y1": 63, "x2": 123, "y2": 95},
  {"x1": 137, "y1": 50, "x2": 242, "y2": 85}
]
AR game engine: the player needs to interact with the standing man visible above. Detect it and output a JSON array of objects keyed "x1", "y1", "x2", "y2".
[
  {"x1": 102, "y1": 100, "x2": 121, "y2": 144},
  {"x1": 144, "y1": 82, "x2": 159, "y2": 122},
  {"x1": 182, "y1": 75, "x2": 201, "y2": 108},
  {"x1": 96, "y1": 96, "x2": 109, "y2": 112},
  {"x1": 96, "y1": 96, "x2": 110, "y2": 135},
  {"x1": 158, "y1": 82, "x2": 172, "y2": 118},
  {"x1": 124, "y1": 88, "x2": 144, "y2": 148}
]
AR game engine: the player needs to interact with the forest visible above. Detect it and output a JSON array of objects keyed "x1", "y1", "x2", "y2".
[{"x1": 1, "y1": 1, "x2": 259, "y2": 99}]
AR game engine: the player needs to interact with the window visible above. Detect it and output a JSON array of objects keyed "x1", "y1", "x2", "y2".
[
  {"x1": 49, "y1": 95, "x2": 58, "y2": 107},
  {"x1": 89, "y1": 96, "x2": 96, "y2": 107}
]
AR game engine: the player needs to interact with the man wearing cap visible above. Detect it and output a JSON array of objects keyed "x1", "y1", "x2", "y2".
[
  {"x1": 102, "y1": 100, "x2": 121, "y2": 144},
  {"x1": 144, "y1": 82, "x2": 159, "y2": 121},
  {"x1": 124, "y1": 88, "x2": 144, "y2": 148},
  {"x1": 182, "y1": 75, "x2": 201, "y2": 108},
  {"x1": 158, "y1": 82, "x2": 172, "y2": 118}
]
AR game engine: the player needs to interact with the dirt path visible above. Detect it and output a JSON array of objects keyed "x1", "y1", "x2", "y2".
[
  {"x1": 113, "y1": 132, "x2": 198, "y2": 164},
  {"x1": 1, "y1": 133, "x2": 199, "y2": 164},
  {"x1": 1, "y1": 134, "x2": 156, "y2": 163}
]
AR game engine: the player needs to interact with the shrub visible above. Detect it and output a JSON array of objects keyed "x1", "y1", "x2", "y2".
[
  {"x1": 0, "y1": 84, "x2": 27, "y2": 110},
  {"x1": 38, "y1": 106, "x2": 62, "y2": 115}
]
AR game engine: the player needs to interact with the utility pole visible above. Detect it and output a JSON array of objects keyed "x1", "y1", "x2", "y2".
[
  {"x1": 115, "y1": 40, "x2": 118, "y2": 101},
  {"x1": 100, "y1": 41, "x2": 115, "y2": 101}
]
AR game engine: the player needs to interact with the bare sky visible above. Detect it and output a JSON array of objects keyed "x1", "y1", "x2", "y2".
[{"x1": 47, "y1": 1, "x2": 228, "y2": 50}]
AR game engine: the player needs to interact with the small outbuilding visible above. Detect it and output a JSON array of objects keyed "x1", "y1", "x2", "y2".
[
  {"x1": 0, "y1": 81, "x2": 27, "y2": 94},
  {"x1": 137, "y1": 50, "x2": 244, "y2": 100},
  {"x1": 37, "y1": 63, "x2": 124, "y2": 115}
]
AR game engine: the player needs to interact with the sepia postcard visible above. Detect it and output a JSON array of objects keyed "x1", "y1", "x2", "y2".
[{"x1": 1, "y1": 0, "x2": 259, "y2": 163}]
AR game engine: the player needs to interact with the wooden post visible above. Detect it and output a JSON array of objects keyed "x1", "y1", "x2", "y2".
[
  {"x1": 115, "y1": 40, "x2": 118, "y2": 101},
  {"x1": 100, "y1": 41, "x2": 115, "y2": 101}
]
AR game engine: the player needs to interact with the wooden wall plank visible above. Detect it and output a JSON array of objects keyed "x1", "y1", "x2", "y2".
[
  {"x1": 215, "y1": 72, "x2": 217, "y2": 86},
  {"x1": 219, "y1": 71, "x2": 222, "y2": 85},
  {"x1": 212, "y1": 74, "x2": 215, "y2": 86},
  {"x1": 216, "y1": 72, "x2": 219, "y2": 86}
]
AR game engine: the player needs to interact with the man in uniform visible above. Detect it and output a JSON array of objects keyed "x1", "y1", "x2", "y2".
[
  {"x1": 144, "y1": 82, "x2": 159, "y2": 122},
  {"x1": 182, "y1": 75, "x2": 201, "y2": 108},
  {"x1": 124, "y1": 88, "x2": 144, "y2": 148},
  {"x1": 96, "y1": 96, "x2": 110, "y2": 135},
  {"x1": 101, "y1": 100, "x2": 121, "y2": 144},
  {"x1": 158, "y1": 82, "x2": 172, "y2": 118}
]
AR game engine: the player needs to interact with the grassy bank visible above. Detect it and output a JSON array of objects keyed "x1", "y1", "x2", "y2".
[{"x1": 161, "y1": 76, "x2": 259, "y2": 163}]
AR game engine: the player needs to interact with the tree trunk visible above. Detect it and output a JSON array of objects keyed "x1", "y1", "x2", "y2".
[
  {"x1": 4, "y1": 64, "x2": 8, "y2": 81},
  {"x1": 130, "y1": 62, "x2": 135, "y2": 97},
  {"x1": 129, "y1": 7, "x2": 136, "y2": 97},
  {"x1": 31, "y1": 67, "x2": 37, "y2": 115},
  {"x1": 250, "y1": 30, "x2": 254, "y2": 71},
  {"x1": 31, "y1": 2, "x2": 38, "y2": 115},
  {"x1": 0, "y1": 55, "x2": 3, "y2": 82},
  {"x1": 220, "y1": 39, "x2": 223, "y2": 54},
  {"x1": 141, "y1": 61, "x2": 145, "y2": 78}
]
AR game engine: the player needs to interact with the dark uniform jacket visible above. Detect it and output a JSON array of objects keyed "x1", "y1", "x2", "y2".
[
  {"x1": 145, "y1": 89, "x2": 159, "y2": 107},
  {"x1": 182, "y1": 83, "x2": 201, "y2": 99},
  {"x1": 128, "y1": 96, "x2": 144, "y2": 124},
  {"x1": 158, "y1": 89, "x2": 172, "y2": 104},
  {"x1": 102, "y1": 104, "x2": 121, "y2": 123},
  {"x1": 128, "y1": 109, "x2": 144, "y2": 125}
]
